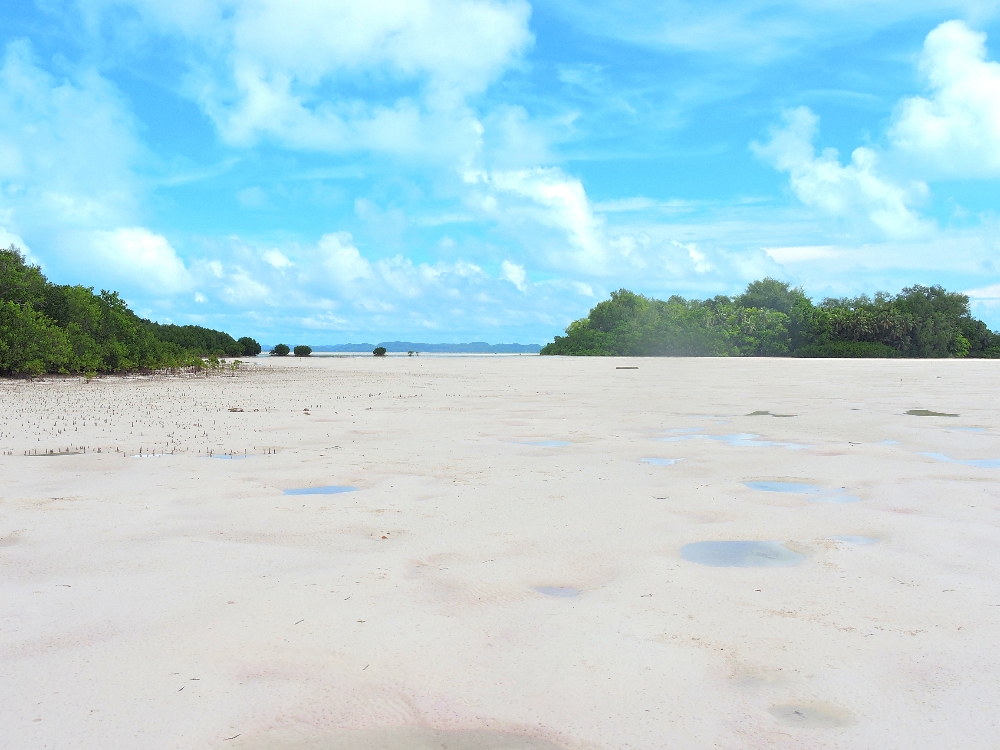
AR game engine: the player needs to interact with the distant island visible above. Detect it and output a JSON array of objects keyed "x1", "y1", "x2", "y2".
[
  {"x1": 0, "y1": 245, "x2": 260, "y2": 376},
  {"x1": 266, "y1": 342, "x2": 541, "y2": 354},
  {"x1": 541, "y1": 279, "x2": 1000, "y2": 358}
]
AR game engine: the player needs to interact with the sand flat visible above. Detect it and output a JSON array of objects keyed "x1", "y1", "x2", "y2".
[{"x1": 2, "y1": 356, "x2": 1000, "y2": 749}]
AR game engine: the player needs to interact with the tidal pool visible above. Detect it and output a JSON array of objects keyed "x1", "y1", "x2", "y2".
[
  {"x1": 745, "y1": 480, "x2": 822, "y2": 494},
  {"x1": 769, "y1": 702, "x2": 852, "y2": 728},
  {"x1": 284, "y1": 485, "x2": 358, "y2": 495},
  {"x1": 920, "y1": 452, "x2": 1000, "y2": 469},
  {"x1": 680, "y1": 541, "x2": 804, "y2": 567},
  {"x1": 661, "y1": 432, "x2": 808, "y2": 450},
  {"x1": 535, "y1": 586, "x2": 580, "y2": 597},
  {"x1": 744, "y1": 481, "x2": 860, "y2": 503},
  {"x1": 641, "y1": 457, "x2": 679, "y2": 466},
  {"x1": 828, "y1": 535, "x2": 878, "y2": 545}
]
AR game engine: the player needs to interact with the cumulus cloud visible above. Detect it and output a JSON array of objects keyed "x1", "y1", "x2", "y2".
[
  {"x1": 262, "y1": 249, "x2": 293, "y2": 269},
  {"x1": 757, "y1": 20, "x2": 1000, "y2": 241},
  {"x1": 469, "y1": 167, "x2": 610, "y2": 272},
  {"x1": 89, "y1": 227, "x2": 193, "y2": 294},
  {"x1": 97, "y1": 0, "x2": 533, "y2": 160},
  {"x1": 890, "y1": 20, "x2": 1000, "y2": 178},
  {"x1": 753, "y1": 106, "x2": 931, "y2": 238},
  {"x1": 0, "y1": 40, "x2": 141, "y2": 238},
  {"x1": 501, "y1": 260, "x2": 527, "y2": 291},
  {"x1": 318, "y1": 231, "x2": 374, "y2": 289}
]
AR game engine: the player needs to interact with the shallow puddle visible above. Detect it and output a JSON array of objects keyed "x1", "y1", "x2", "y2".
[
  {"x1": 680, "y1": 541, "x2": 804, "y2": 567},
  {"x1": 744, "y1": 481, "x2": 860, "y2": 503},
  {"x1": 920, "y1": 452, "x2": 1000, "y2": 469},
  {"x1": 769, "y1": 702, "x2": 852, "y2": 728},
  {"x1": 907, "y1": 409, "x2": 958, "y2": 417},
  {"x1": 828, "y1": 535, "x2": 878, "y2": 545},
  {"x1": 641, "y1": 457, "x2": 679, "y2": 466},
  {"x1": 747, "y1": 410, "x2": 797, "y2": 417},
  {"x1": 745, "y1": 480, "x2": 822, "y2": 494},
  {"x1": 283, "y1": 485, "x2": 358, "y2": 495},
  {"x1": 535, "y1": 586, "x2": 580, "y2": 597},
  {"x1": 661, "y1": 433, "x2": 808, "y2": 450}
]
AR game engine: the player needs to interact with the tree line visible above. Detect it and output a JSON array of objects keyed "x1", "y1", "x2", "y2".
[
  {"x1": 541, "y1": 278, "x2": 1000, "y2": 358},
  {"x1": 0, "y1": 245, "x2": 260, "y2": 376}
]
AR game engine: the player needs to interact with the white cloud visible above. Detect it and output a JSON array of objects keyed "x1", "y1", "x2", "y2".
[
  {"x1": 890, "y1": 20, "x2": 1000, "y2": 178},
  {"x1": 89, "y1": 227, "x2": 193, "y2": 294},
  {"x1": 318, "y1": 231, "x2": 374, "y2": 288},
  {"x1": 540, "y1": 1, "x2": 998, "y2": 62},
  {"x1": 753, "y1": 106, "x2": 931, "y2": 239},
  {"x1": 471, "y1": 167, "x2": 610, "y2": 272},
  {"x1": 262, "y1": 249, "x2": 293, "y2": 269},
  {"x1": 98, "y1": 0, "x2": 533, "y2": 161},
  {"x1": 764, "y1": 245, "x2": 841, "y2": 263},
  {"x1": 967, "y1": 282, "x2": 1000, "y2": 298},
  {"x1": 680, "y1": 242, "x2": 713, "y2": 273},
  {"x1": 221, "y1": 270, "x2": 271, "y2": 304},
  {"x1": 501, "y1": 260, "x2": 527, "y2": 291},
  {"x1": 0, "y1": 227, "x2": 35, "y2": 263},
  {"x1": 0, "y1": 40, "x2": 141, "y2": 238}
]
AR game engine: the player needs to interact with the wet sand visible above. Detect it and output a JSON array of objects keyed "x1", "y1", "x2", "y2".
[{"x1": 2, "y1": 356, "x2": 1000, "y2": 749}]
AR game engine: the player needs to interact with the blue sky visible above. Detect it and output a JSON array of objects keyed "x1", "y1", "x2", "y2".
[{"x1": 3, "y1": 0, "x2": 1000, "y2": 344}]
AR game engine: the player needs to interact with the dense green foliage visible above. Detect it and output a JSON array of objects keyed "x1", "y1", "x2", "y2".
[
  {"x1": 271, "y1": 343, "x2": 290, "y2": 356},
  {"x1": 142, "y1": 321, "x2": 259, "y2": 357},
  {"x1": 0, "y1": 245, "x2": 259, "y2": 376},
  {"x1": 293, "y1": 345, "x2": 312, "y2": 356},
  {"x1": 238, "y1": 336, "x2": 262, "y2": 356},
  {"x1": 373, "y1": 346, "x2": 387, "y2": 357},
  {"x1": 541, "y1": 278, "x2": 1000, "y2": 358}
]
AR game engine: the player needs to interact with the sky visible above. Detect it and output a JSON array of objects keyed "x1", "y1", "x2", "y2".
[{"x1": 3, "y1": 1, "x2": 1000, "y2": 344}]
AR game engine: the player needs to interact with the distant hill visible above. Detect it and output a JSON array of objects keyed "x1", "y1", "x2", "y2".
[{"x1": 264, "y1": 341, "x2": 541, "y2": 354}]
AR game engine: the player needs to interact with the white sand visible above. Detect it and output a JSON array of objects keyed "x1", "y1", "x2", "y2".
[{"x1": 2, "y1": 356, "x2": 999, "y2": 749}]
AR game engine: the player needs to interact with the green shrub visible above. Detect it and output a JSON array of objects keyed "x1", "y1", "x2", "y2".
[
  {"x1": 271, "y1": 343, "x2": 290, "y2": 356},
  {"x1": 293, "y1": 345, "x2": 312, "y2": 357},
  {"x1": 373, "y1": 346, "x2": 387, "y2": 357},
  {"x1": 238, "y1": 336, "x2": 261, "y2": 356}
]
